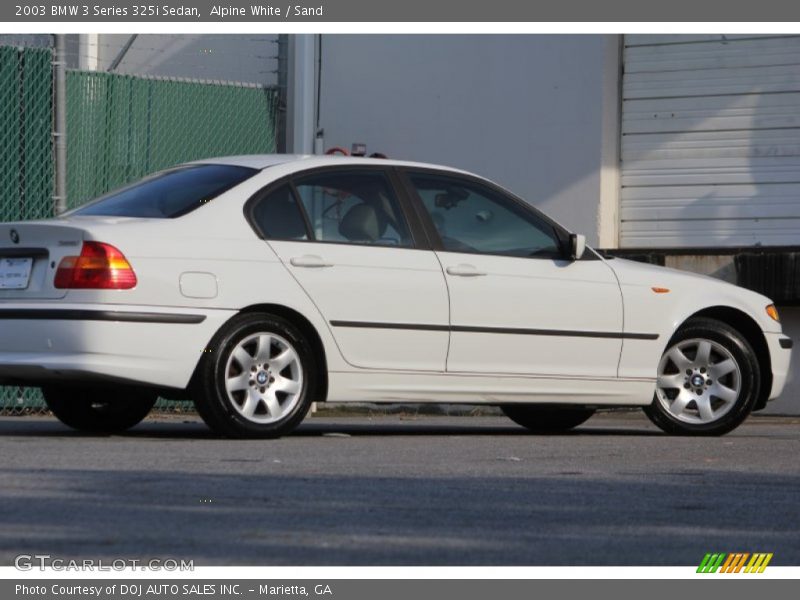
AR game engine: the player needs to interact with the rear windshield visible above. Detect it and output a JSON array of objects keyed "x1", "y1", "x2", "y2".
[{"x1": 69, "y1": 164, "x2": 258, "y2": 218}]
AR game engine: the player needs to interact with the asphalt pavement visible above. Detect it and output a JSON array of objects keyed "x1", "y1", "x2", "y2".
[{"x1": 0, "y1": 411, "x2": 798, "y2": 566}]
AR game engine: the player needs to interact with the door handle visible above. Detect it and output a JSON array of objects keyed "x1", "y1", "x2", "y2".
[
  {"x1": 289, "y1": 255, "x2": 334, "y2": 268},
  {"x1": 445, "y1": 264, "x2": 487, "y2": 277}
]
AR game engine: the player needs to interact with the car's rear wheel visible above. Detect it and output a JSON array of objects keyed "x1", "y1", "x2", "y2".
[
  {"x1": 644, "y1": 317, "x2": 760, "y2": 436},
  {"x1": 191, "y1": 312, "x2": 317, "y2": 438},
  {"x1": 501, "y1": 405, "x2": 595, "y2": 432},
  {"x1": 42, "y1": 386, "x2": 157, "y2": 433}
]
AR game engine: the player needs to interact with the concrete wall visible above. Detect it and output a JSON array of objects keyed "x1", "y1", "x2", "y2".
[
  {"x1": 318, "y1": 35, "x2": 620, "y2": 246},
  {"x1": 0, "y1": 34, "x2": 52, "y2": 48},
  {"x1": 92, "y1": 34, "x2": 280, "y2": 86}
]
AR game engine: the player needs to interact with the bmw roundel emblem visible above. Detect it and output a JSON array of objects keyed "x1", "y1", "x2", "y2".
[{"x1": 9, "y1": 229, "x2": 19, "y2": 244}]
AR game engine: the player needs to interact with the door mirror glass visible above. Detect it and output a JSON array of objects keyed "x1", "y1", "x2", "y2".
[{"x1": 569, "y1": 233, "x2": 586, "y2": 260}]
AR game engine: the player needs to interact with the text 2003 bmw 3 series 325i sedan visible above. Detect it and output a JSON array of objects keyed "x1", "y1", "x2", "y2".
[{"x1": 0, "y1": 155, "x2": 791, "y2": 437}]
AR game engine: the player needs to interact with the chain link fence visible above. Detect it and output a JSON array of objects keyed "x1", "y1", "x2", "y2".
[
  {"x1": 0, "y1": 45, "x2": 53, "y2": 223},
  {"x1": 0, "y1": 45, "x2": 55, "y2": 414},
  {"x1": 67, "y1": 71, "x2": 279, "y2": 208},
  {"x1": 1, "y1": 43, "x2": 281, "y2": 415}
]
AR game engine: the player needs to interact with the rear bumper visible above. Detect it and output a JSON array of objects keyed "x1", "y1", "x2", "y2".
[
  {"x1": 0, "y1": 304, "x2": 234, "y2": 389},
  {"x1": 766, "y1": 333, "x2": 792, "y2": 401}
]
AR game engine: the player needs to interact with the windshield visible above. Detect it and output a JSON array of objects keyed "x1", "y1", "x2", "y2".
[{"x1": 69, "y1": 164, "x2": 258, "y2": 219}]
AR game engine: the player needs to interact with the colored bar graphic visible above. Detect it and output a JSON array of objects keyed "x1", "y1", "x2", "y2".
[
  {"x1": 698, "y1": 552, "x2": 772, "y2": 573},
  {"x1": 697, "y1": 553, "x2": 726, "y2": 573},
  {"x1": 721, "y1": 554, "x2": 736, "y2": 572},
  {"x1": 733, "y1": 553, "x2": 750, "y2": 573},
  {"x1": 759, "y1": 553, "x2": 774, "y2": 573},
  {"x1": 697, "y1": 553, "x2": 712, "y2": 573},
  {"x1": 744, "y1": 553, "x2": 774, "y2": 573}
]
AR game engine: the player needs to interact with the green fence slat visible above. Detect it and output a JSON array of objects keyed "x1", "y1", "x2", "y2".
[
  {"x1": 1, "y1": 46, "x2": 52, "y2": 412},
  {"x1": 66, "y1": 71, "x2": 279, "y2": 208},
  {"x1": 21, "y1": 47, "x2": 53, "y2": 221},
  {"x1": 0, "y1": 47, "x2": 22, "y2": 224},
  {"x1": 0, "y1": 46, "x2": 51, "y2": 224}
]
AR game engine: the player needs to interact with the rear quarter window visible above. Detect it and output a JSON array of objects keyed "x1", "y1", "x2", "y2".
[
  {"x1": 250, "y1": 184, "x2": 310, "y2": 240},
  {"x1": 69, "y1": 164, "x2": 258, "y2": 218}
]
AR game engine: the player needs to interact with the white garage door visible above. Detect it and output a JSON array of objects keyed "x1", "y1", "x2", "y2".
[{"x1": 620, "y1": 34, "x2": 800, "y2": 248}]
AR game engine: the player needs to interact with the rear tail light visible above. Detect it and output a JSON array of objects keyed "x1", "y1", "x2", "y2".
[{"x1": 54, "y1": 242, "x2": 137, "y2": 289}]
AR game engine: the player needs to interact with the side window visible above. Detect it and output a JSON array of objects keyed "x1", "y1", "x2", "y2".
[
  {"x1": 407, "y1": 173, "x2": 563, "y2": 258},
  {"x1": 251, "y1": 184, "x2": 309, "y2": 240},
  {"x1": 294, "y1": 171, "x2": 413, "y2": 247}
]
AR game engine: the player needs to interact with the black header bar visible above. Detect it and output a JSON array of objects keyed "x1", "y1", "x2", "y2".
[{"x1": 5, "y1": 0, "x2": 800, "y2": 23}]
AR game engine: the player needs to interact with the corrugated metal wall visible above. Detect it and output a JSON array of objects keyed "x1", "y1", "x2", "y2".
[{"x1": 620, "y1": 35, "x2": 800, "y2": 248}]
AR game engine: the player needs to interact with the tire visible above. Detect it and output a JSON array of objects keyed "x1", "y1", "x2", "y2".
[
  {"x1": 644, "y1": 317, "x2": 760, "y2": 436},
  {"x1": 42, "y1": 385, "x2": 157, "y2": 433},
  {"x1": 191, "y1": 312, "x2": 318, "y2": 438},
  {"x1": 501, "y1": 405, "x2": 595, "y2": 433}
]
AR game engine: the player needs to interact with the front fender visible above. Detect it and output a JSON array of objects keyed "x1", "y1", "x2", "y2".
[{"x1": 610, "y1": 259, "x2": 779, "y2": 379}]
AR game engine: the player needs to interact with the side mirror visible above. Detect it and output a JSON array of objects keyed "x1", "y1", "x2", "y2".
[{"x1": 569, "y1": 233, "x2": 586, "y2": 261}]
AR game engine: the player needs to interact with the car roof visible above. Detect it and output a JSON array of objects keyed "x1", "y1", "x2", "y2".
[
  {"x1": 187, "y1": 154, "x2": 473, "y2": 176},
  {"x1": 187, "y1": 154, "x2": 309, "y2": 169}
]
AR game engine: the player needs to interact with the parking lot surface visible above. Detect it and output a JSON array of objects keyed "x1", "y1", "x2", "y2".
[{"x1": 0, "y1": 411, "x2": 798, "y2": 565}]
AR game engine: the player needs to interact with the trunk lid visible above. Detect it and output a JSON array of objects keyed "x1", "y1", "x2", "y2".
[{"x1": 0, "y1": 221, "x2": 86, "y2": 300}]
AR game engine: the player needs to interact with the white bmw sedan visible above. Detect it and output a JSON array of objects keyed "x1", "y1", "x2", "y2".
[{"x1": 0, "y1": 155, "x2": 791, "y2": 437}]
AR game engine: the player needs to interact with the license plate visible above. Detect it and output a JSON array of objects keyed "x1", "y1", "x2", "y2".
[{"x1": 0, "y1": 257, "x2": 33, "y2": 289}]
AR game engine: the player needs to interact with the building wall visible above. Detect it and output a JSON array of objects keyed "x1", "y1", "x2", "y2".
[
  {"x1": 91, "y1": 34, "x2": 280, "y2": 86},
  {"x1": 318, "y1": 34, "x2": 620, "y2": 246},
  {"x1": 0, "y1": 34, "x2": 53, "y2": 48},
  {"x1": 620, "y1": 35, "x2": 800, "y2": 248}
]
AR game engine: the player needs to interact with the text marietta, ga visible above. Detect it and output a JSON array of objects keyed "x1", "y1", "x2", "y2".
[{"x1": 211, "y1": 5, "x2": 324, "y2": 18}]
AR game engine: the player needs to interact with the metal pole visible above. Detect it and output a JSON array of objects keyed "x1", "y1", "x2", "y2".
[
  {"x1": 53, "y1": 34, "x2": 67, "y2": 216},
  {"x1": 276, "y1": 34, "x2": 288, "y2": 153},
  {"x1": 286, "y1": 35, "x2": 317, "y2": 154}
]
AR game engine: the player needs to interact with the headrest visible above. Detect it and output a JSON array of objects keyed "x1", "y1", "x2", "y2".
[{"x1": 339, "y1": 203, "x2": 387, "y2": 242}]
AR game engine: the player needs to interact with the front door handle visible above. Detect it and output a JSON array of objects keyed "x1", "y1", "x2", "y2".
[
  {"x1": 445, "y1": 264, "x2": 487, "y2": 277},
  {"x1": 289, "y1": 255, "x2": 334, "y2": 268}
]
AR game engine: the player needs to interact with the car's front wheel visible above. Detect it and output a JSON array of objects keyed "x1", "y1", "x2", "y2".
[
  {"x1": 191, "y1": 312, "x2": 317, "y2": 438},
  {"x1": 501, "y1": 405, "x2": 595, "y2": 433},
  {"x1": 644, "y1": 317, "x2": 760, "y2": 436},
  {"x1": 43, "y1": 386, "x2": 157, "y2": 433}
]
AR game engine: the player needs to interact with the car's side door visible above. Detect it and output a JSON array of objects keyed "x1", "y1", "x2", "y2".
[
  {"x1": 400, "y1": 169, "x2": 624, "y2": 378},
  {"x1": 248, "y1": 167, "x2": 450, "y2": 372}
]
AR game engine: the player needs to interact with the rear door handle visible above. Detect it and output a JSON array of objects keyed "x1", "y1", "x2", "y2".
[
  {"x1": 445, "y1": 264, "x2": 487, "y2": 277},
  {"x1": 289, "y1": 255, "x2": 334, "y2": 268}
]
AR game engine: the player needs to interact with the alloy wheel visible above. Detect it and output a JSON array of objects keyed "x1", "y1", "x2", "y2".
[
  {"x1": 656, "y1": 337, "x2": 742, "y2": 425},
  {"x1": 224, "y1": 332, "x2": 304, "y2": 424}
]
